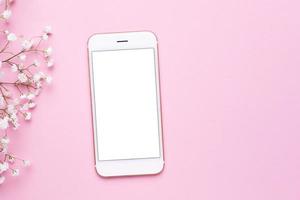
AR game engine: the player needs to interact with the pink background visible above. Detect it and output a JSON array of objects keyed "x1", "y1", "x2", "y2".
[{"x1": 1, "y1": 0, "x2": 300, "y2": 199}]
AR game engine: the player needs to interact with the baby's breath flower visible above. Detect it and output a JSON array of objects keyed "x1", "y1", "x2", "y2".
[
  {"x1": 0, "y1": 117, "x2": 9, "y2": 130},
  {"x1": 18, "y1": 73, "x2": 28, "y2": 83},
  {"x1": 21, "y1": 39, "x2": 33, "y2": 50},
  {"x1": 12, "y1": 121, "x2": 20, "y2": 129},
  {"x1": 23, "y1": 160, "x2": 31, "y2": 167},
  {"x1": 11, "y1": 168, "x2": 19, "y2": 176},
  {"x1": 44, "y1": 47, "x2": 52, "y2": 57},
  {"x1": 7, "y1": 32, "x2": 17, "y2": 41},
  {"x1": 2, "y1": 9, "x2": 12, "y2": 20},
  {"x1": 0, "y1": 162, "x2": 9, "y2": 173},
  {"x1": 20, "y1": 103, "x2": 29, "y2": 111},
  {"x1": 27, "y1": 93, "x2": 35, "y2": 100},
  {"x1": 33, "y1": 60, "x2": 40, "y2": 67},
  {"x1": 0, "y1": 2, "x2": 54, "y2": 184},
  {"x1": 11, "y1": 64, "x2": 18, "y2": 72},
  {"x1": 0, "y1": 136, "x2": 9, "y2": 145},
  {"x1": 24, "y1": 112, "x2": 31, "y2": 120},
  {"x1": 46, "y1": 76, "x2": 52, "y2": 84},
  {"x1": 43, "y1": 26, "x2": 52, "y2": 34},
  {"x1": 19, "y1": 54, "x2": 26, "y2": 61},
  {"x1": 42, "y1": 33, "x2": 48, "y2": 40},
  {"x1": 7, "y1": 155, "x2": 15, "y2": 164},
  {"x1": 38, "y1": 71, "x2": 46, "y2": 78},
  {"x1": 20, "y1": 94, "x2": 27, "y2": 99},
  {"x1": 46, "y1": 58, "x2": 54, "y2": 68},
  {"x1": 28, "y1": 102, "x2": 36, "y2": 108}
]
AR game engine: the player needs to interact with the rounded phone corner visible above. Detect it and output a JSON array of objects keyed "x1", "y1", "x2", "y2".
[
  {"x1": 153, "y1": 160, "x2": 165, "y2": 175},
  {"x1": 95, "y1": 165, "x2": 108, "y2": 178},
  {"x1": 87, "y1": 33, "x2": 99, "y2": 49},
  {"x1": 142, "y1": 31, "x2": 158, "y2": 43}
]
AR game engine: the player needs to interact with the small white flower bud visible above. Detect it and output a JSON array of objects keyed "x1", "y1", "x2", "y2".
[
  {"x1": 44, "y1": 47, "x2": 53, "y2": 57},
  {"x1": 11, "y1": 169, "x2": 20, "y2": 177},
  {"x1": 18, "y1": 73, "x2": 28, "y2": 83},
  {"x1": 23, "y1": 160, "x2": 31, "y2": 167},
  {"x1": 11, "y1": 64, "x2": 18, "y2": 72},
  {"x1": 7, "y1": 33, "x2": 17, "y2": 42},
  {"x1": 2, "y1": 10, "x2": 12, "y2": 20},
  {"x1": 47, "y1": 58, "x2": 54, "y2": 68},
  {"x1": 43, "y1": 26, "x2": 52, "y2": 34},
  {"x1": 19, "y1": 54, "x2": 26, "y2": 61},
  {"x1": 46, "y1": 76, "x2": 52, "y2": 84},
  {"x1": 24, "y1": 112, "x2": 32, "y2": 120},
  {"x1": 22, "y1": 39, "x2": 33, "y2": 50}
]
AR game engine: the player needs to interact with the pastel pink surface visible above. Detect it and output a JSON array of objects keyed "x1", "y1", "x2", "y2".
[{"x1": 1, "y1": 0, "x2": 300, "y2": 199}]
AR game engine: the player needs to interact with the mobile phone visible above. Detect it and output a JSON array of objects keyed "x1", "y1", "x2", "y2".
[{"x1": 88, "y1": 31, "x2": 164, "y2": 177}]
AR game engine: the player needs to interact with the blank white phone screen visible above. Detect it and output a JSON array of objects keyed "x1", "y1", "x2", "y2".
[{"x1": 92, "y1": 48, "x2": 160, "y2": 161}]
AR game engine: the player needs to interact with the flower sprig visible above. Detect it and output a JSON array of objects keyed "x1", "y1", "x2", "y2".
[{"x1": 0, "y1": 0, "x2": 53, "y2": 185}]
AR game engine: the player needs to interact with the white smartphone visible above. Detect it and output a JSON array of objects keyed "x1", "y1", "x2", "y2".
[{"x1": 88, "y1": 31, "x2": 164, "y2": 177}]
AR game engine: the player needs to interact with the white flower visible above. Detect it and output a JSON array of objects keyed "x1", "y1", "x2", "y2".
[
  {"x1": 18, "y1": 73, "x2": 28, "y2": 83},
  {"x1": 28, "y1": 102, "x2": 36, "y2": 108},
  {"x1": 20, "y1": 94, "x2": 27, "y2": 99},
  {"x1": 0, "y1": 176, "x2": 5, "y2": 184},
  {"x1": 44, "y1": 47, "x2": 52, "y2": 57},
  {"x1": 12, "y1": 121, "x2": 20, "y2": 130},
  {"x1": 33, "y1": 60, "x2": 40, "y2": 67},
  {"x1": 43, "y1": 26, "x2": 52, "y2": 34},
  {"x1": 24, "y1": 112, "x2": 31, "y2": 120},
  {"x1": 23, "y1": 160, "x2": 31, "y2": 167},
  {"x1": 10, "y1": 113, "x2": 17, "y2": 121},
  {"x1": 33, "y1": 74, "x2": 41, "y2": 82},
  {"x1": 7, "y1": 33, "x2": 17, "y2": 42},
  {"x1": 42, "y1": 33, "x2": 48, "y2": 40},
  {"x1": 27, "y1": 93, "x2": 35, "y2": 100},
  {"x1": 46, "y1": 76, "x2": 52, "y2": 84},
  {"x1": 11, "y1": 64, "x2": 18, "y2": 72},
  {"x1": 0, "y1": 136, "x2": 9, "y2": 145},
  {"x1": 35, "y1": 81, "x2": 42, "y2": 88},
  {"x1": 38, "y1": 71, "x2": 46, "y2": 78},
  {"x1": 18, "y1": 63, "x2": 24, "y2": 70},
  {"x1": 19, "y1": 54, "x2": 26, "y2": 61},
  {"x1": 7, "y1": 155, "x2": 14, "y2": 164},
  {"x1": 0, "y1": 117, "x2": 9, "y2": 130},
  {"x1": 0, "y1": 162, "x2": 9, "y2": 173},
  {"x1": 46, "y1": 58, "x2": 54, "y2": 68},
  {"x1": 2, "y1": 10, "x2": 12, "y2": 20},
  {"x1": 21, "y1": 40, "x2": 33, "y2": 50},
  {"x1": 20, "y1": 103, "x2": 29, "y2": 111},
  {"x1": 11, "y1": 169, "x2": 20, "y2": 176}
]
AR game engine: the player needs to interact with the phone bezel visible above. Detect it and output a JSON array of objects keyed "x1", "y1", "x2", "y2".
[{"x1": 88, "y1": 31, "x2": 164, "y2": 177}]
